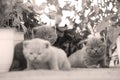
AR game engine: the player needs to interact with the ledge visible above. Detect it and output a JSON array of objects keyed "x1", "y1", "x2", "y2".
[{"x1": 0, "y1": 68, "x2": 120, "y2": 80}]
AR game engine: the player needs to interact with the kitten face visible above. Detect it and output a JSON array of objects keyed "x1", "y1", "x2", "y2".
[
  {"x1": 86, "y1": 38, "x2": 106, "y2": 57},
  {"x1": 23, "y1": 47, "x2": 42, "y2": 62},
  {"x1": 23, "y1": 39, "x2": 50, "y2": 62},
  {"x1": 33, "y1": 26, "x2": 57, "y2": 44}
]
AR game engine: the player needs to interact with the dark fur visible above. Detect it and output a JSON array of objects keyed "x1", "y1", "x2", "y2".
[{"x1": 10, "y1": 42, "x2": 27, "y2": 71}]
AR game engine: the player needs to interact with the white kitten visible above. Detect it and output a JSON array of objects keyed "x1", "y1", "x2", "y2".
[{"x1": 23, "y1": 38, "x2": 71, "y2": 70}]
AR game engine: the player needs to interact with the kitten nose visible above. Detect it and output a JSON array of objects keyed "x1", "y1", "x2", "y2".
[
  {"x1": 94, "y1": 49, "x2": 97, "y2": 53},
  {"x1": 94, "y1": 48, "x2": 97, "y2": 50},
  {"x1": 34, "y1": 57, "x2": 37, "y2": 60}
]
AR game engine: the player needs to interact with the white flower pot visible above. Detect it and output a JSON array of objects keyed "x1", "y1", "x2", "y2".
[{"x1": 0, "y1": 29, "x2": 15, "y2": 73}]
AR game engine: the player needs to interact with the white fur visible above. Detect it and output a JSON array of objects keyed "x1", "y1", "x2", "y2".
[{"x1": 23, "y1": 38, "x2": 71, "y2": 70}]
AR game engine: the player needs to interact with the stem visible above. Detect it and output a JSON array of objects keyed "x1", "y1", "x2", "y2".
[{"x1": 0, "y1": 17, "x2": 5, "y2": 27}]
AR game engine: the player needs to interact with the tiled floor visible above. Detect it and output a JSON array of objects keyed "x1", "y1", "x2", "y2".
[{"x1": 0, "y1": 68, "x2": 120, "y2": 80}]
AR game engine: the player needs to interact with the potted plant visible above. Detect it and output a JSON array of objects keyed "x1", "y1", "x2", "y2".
[{"x1": 0, "y1": 0, "x2": 32, "y2": 72}]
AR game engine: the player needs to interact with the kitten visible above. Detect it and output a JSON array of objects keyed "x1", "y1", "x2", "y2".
[
  {"x1": 68, "y1": 38, "x2": 108, "y2": 68},
  {"x1": 32, "y1": 26, "x2": 57, "y2": 45},
  {"x1": 109, "y1": 49, "x2": 119, "y2": 67},
  {"x1": 23, "y1": 38, "x2": 71, "y2": 70},
  {"x1": 114, "y1": 35, "x2": 120, "y2": 67},
  {"x1": 10, "y1": 42, "x2": 27, "y2": 71}
]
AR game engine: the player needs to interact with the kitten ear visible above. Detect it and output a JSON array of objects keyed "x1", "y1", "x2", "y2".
[
  {"x1": 100, "y1": 37, "x2": 104, "y2": 42},
  {"x1": 79, "y1": 39, "x2": 88, "y2": 47},
  {"x1": 45, "y1": 42, "x2": 51, "y2": 48},
  {"x1": 23, "y1": 40, "x2": 29, "y2": 48}
]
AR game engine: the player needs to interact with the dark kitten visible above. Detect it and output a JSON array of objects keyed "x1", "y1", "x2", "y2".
[{"x1": 10, "y1": 42, "x2": 27, "y2": 71}]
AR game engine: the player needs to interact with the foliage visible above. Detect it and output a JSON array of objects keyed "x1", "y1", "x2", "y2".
[
  {"x1": 1, "y1": 0, "x2": 119, "y2": 53},
  {"x1": 10, "y1": 0, "x2": 120, "y2": 71},
  {"x1": 0, "y1": 0, "x2": 33, "y2": 32},
  {"x1": 25, "y1": 0, "x2": 120, "y2": 56}
]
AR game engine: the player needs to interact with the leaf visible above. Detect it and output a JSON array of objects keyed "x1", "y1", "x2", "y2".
[
  {"x1": 96, "y1": 14, "x2": 116, "y2": 32},
  {"x1": 47, "y1": 0, "x2": 58, "y2": 5},
  {"x1": 14, "y1": 1, "x2": 32, "y2": 13},
  {"x1": 55, "y1": 14, "x2": 62, "y2": 24},
  {"x1": 13, "y1": 18, "x2": 21, "y2": 26},
  {"x1": 48, "y1": 12, "x2": 57, "y2": 19},
  {"x1": 15, "y1": 0, "x2": 23, "y2": 3},
  {"x1": 0, "y1": 0, "x2": 14, "y2": 17},
  {"x1": 20, "y1": 23, "x2": 27, "y2": 33},
  {"x1": 107, "y1": 26, "x2": 120, "y2": 43},
  {"x1": 19, "y1": 3, "x2": 32, "y2": 13},
  {"x1": 63, "y1": 1, "x2": 74, "y2": 10},
  {"x1": 38, "y1": 3, "x2": 47, "y2": 11},
  {"x1": 90, "y1": 20, "x2": 94, "y2": 27},
  {"x1": 99, "y1": 9, "x2": 103, "y2": 14},
  {"x1": 89, "y1": 11, "x2": 96, "y2": 17},
  {"x1": 86, "y1": 0, "x2": 91, "y2": 7},
  {"x1": 94, "y1": 5, "x2": 99, "y2": 14},
  {"x1": 82, "y1": 0, "x2": 87, "y2": 8}
]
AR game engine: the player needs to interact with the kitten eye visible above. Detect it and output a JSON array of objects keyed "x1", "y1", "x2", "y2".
[
  {"x1": 98, "y1": 46, "x2": 101, "y2": 48},
  {"x1": 48, "y1": 35, "x2": 52, "y2": 38},
  {"x1": 91, "y1": 47, "x2": 94, "y2": 49},
  {"x1": 30, "y1": 52, "x2": 33, "y2": 55},
  {"x1": 38, "y1": 53, "x2": 41, "y2": 55}
]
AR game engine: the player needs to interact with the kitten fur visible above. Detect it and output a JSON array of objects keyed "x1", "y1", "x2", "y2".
[
  {"x1": 68, "y1": 38, "x2": 108, "y2": 68},
  {"x1": 33, "y1": 26, "x2": 57, "y2": 45},
  {"x1": 114, "y1": 35, "x2": 120, "y2": 67},
  {"x1": 23, "y1": 38, "x2": 71, "y2": 70},
  {"x1": 10, "y1": 42, "x2": 27, "y2": 71}
]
